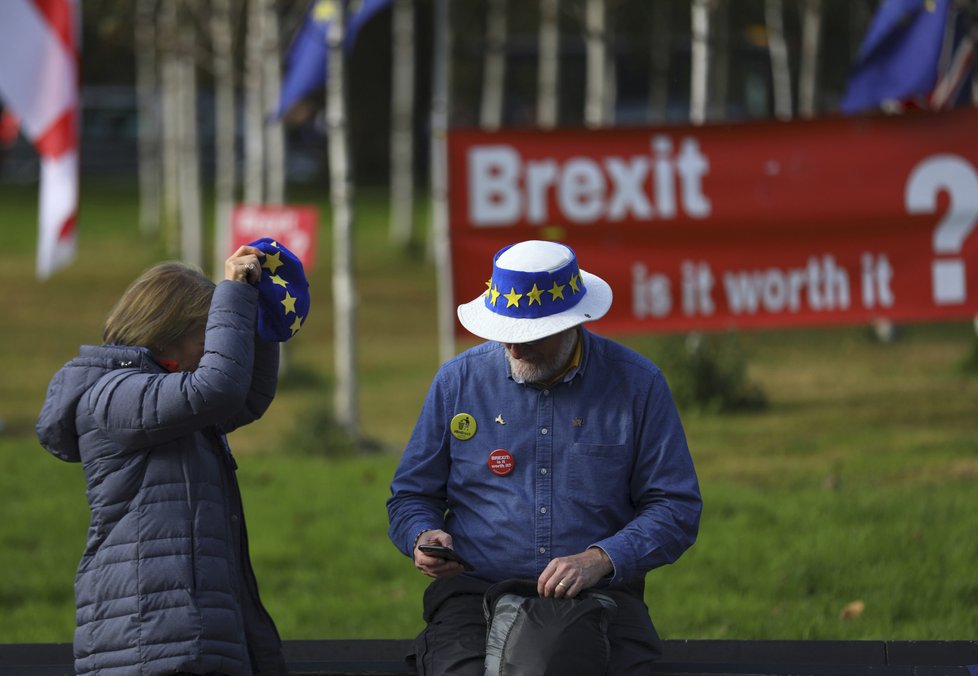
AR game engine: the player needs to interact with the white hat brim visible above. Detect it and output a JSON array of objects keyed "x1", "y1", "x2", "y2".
[{"x1": 457, "y1": 269, "x2": 613, "y2": 344}]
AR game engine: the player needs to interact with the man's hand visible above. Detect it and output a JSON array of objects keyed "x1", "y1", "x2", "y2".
[
  {"x1": 537, "y1": 547, "x2": 613, "y2": 598},
  {"x1": 413, "y1": 528, "x2": 465, "y2": 579}
]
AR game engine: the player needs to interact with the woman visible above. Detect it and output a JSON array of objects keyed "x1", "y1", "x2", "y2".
[{"x1": 36, "y1": 246, "x2": 288, "y2": 676}]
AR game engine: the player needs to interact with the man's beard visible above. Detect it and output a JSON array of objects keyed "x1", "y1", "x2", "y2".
[{"x1": 505, "y1": 329, "x2": 578, "y2": 384}]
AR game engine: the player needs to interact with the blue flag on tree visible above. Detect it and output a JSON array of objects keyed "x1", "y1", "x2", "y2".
[
  {"x1": 841, "y1": 0, "x2": 962, "y2": 113},
  {"x1": 275, "y1": 0, "x2": 392, "y2": 120}
]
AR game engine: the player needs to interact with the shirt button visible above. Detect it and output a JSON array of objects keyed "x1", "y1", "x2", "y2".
[
  {"x1": 540, "y1": 468, "x2": 547, "y2": 475},
  {"x1": 543, "y1": 389, "x2": 550, "y2": 396},
  {"x1": 539, "y1": 547, "x2": 546, "y2": 554},
  {"x1": 540, "y1": 507, "x2": 547, "y2": 514},
  {"x1": 541, "y1": 428, "x2": 548, "y2": 435}
]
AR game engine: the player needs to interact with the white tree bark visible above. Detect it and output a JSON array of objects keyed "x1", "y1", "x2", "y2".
[
  {"x1": 690, "y1": 0, "x2": 710, "y2": 125},
  {"x1": 390, "y1": 0, "x2": 416, "y2": 247},
  {"x1": 211, "y1": 0, "x2": 237, "y2": 279},
  {"x1": 798, "y1": 0, "x2": 823, "y2": 119},
  {"x1": 327, "y1": 0, "x2": 359, "y2": 438},
  {"x1": 537, "y1": 0, "x2": 559, "y2": 129},
  {"x1": 480, "y1": 0, "x2": 508, "y2": 130},
  {"x1": 766, "y1": 0, "x2": 793, "y2": 120},
  {"x1": 583, "y1": 0, "x2": 607, "y2": 127},
  {"x1": 135, "y1": 0, "x2": 161, "y2": 239},
  {"x1": 263, "y1": 0, "x2": 285, "y2": 205},
  {"x1": 431, "y1": 0, "x2": 454, "y2": 363},
  {"x1": 244, "y1": 0, "x2": 266, "y2": 204}
]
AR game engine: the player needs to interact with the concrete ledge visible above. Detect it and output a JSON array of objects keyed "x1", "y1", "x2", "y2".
[{"x1": 1, "y1": 639, "x2": 975, "y2": 675}]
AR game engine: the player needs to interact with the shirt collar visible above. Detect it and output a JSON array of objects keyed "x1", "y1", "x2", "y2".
[{"x1": 545, "y1": 327, "x2": 584, "y2": 386}]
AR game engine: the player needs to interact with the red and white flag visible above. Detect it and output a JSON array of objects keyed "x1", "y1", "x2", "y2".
[{"x1": 0, "y1": 0, "x2": 80, "y2": 280}]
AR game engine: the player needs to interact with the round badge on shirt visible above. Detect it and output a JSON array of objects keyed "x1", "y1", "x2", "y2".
[
  {"x1": 451, "y1": 413, "x2": 477, "y2": 440},
  {"x1": 488, "y1": 449, "x2": 515, "y2": 476}
]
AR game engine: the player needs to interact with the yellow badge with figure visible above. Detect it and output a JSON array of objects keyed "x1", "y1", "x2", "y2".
[{"x1": 450, "y1": 413, "x2": 477, "y2": 440}]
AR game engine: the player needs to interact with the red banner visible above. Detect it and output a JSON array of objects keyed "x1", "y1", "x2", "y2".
[
  {"x1": 230, "y1": 205, "x2": 319, "y2": 270},
  {"x1": 448, "y1": 108, "x2": 978, "y2": 334}
]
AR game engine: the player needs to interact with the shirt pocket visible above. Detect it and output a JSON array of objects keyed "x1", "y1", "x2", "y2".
[{"x1": 568, "y1": 443, "x2": 632, "y2": 508}]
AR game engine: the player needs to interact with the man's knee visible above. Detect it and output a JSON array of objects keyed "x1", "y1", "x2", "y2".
[
  {"x1": 606, "y1": 591, "x2": 663, "y2": 674},
  {"x1": 415, "y1": 589, "x2": 487, "y2": 676}
]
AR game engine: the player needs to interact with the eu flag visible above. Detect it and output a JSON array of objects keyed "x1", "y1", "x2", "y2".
[
  {"x1": 275, "y1": 0, "x2": 392, "y2": 120},
  {"x1": 841, "y1": 0, "x2": 952, "y2": 114}
]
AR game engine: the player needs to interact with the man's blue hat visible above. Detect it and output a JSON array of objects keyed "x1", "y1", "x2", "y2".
[
  {"x1": 456, "y1": 240, "x2": 612, "y2": 344},
  {"x1": 248, "y1": 237, "x2": 310, "y2": 342}
]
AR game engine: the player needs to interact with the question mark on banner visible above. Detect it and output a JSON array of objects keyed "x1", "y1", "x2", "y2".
[{"x1": 905, "y1": 154, "x2": 978, "y2": 306}]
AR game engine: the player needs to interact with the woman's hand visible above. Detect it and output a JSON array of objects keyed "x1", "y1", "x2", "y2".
[{"x1": 225, "y1": 245, "x2": 264, "y2": 284}]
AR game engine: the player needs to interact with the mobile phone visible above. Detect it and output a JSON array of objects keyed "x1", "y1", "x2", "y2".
[{"x1": 418, "y1": 544, "x2": 475, "y2": 571}]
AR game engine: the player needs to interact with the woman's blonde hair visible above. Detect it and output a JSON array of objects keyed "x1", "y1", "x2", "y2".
[{"x1": 103, "y1": 262, "x2": 215, "y2": 351}]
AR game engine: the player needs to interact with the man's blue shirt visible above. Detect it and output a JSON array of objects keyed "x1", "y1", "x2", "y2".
[{"x1": 387, "y1": 329, "x2": 702, "y2": 586}]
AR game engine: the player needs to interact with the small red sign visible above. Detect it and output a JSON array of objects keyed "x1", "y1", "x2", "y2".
[
  {"x1": 488, "y1": 449, "x2": 515, "y2": 476},
  {"x1": 230, "y1": 204, "x2": 319, "y2": 270}
]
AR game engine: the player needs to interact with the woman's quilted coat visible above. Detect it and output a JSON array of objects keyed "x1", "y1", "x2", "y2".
[{"x1": 36, "y1": 281, "x2": 287, "y2": 676}]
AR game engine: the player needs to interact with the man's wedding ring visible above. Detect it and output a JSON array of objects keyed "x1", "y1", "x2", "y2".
[{"x1": 556, "y1": 581, "x2": 567, "y2": 588}]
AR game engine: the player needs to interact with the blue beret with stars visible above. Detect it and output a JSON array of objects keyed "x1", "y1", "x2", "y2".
[{"x1": 248, "y1": 237, "x2": 310, "y2": 342}]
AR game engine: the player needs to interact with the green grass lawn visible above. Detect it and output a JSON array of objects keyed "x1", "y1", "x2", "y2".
[{"x1": 1, "y1": 180, "x2": 976, "y2": 643}]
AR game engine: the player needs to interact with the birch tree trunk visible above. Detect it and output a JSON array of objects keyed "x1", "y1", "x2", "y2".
[
  {"x1": 244, "y1": 0, "x2": 266, "y2": 205},
  {"x1": 690, "y1": 0, "x2": 710, "y2": 125},
  {"x1": 135, "y1": 0, "x2": 161, "y2": 239},
  {"x1": 584, "y1": 0, "x2": 607, "y2": 127},
  {"x1": 389, "y1": 0, "x2": 416, "y2": 246},
  {"x1": 431, "y1": 0, "x2": 455, "y2": 363},
  {"x1": 177, "y1": 18, "x2": 202, "y2": 268},
  {"x1": 159, "y1": 1, "x2": 182, "y2": 257},
  {"x1": 766, "y1": 0, "x2": 793, "y2": 120},
  {"x1": 798, "y1": 0, "x2": 823, "y2": 119},
  {"x1": 537, "y1": 0, "x2": 559, "y2": 129},
  {"x1": 327, "y1": 0, "x2": 359, "y2": 438},
  {"x1": 480, "y1": 0, "x2": 507, "y2": 130},
  {"x1": 211, "y1": 0, "x2": 236, "y2": 278},
  {"x1": 647, "y1": 1, "x2": 671, "y2": 123},
  {"x1": 263, "y1": 0, "x2": 285, "y2": 204}
]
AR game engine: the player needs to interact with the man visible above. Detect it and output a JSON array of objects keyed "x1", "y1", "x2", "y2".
[{"x1": 387, "y1": 240, "x2": 702, "y2": 675}]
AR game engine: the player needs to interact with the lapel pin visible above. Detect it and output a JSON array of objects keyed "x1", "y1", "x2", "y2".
[{"x1": 495, "y1": 414, "x2": 506, "y2": 425}]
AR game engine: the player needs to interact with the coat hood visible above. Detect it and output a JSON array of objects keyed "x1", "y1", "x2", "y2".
[{"x1": 36, "y1": 345, "x2": 159, "y2": 462}]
